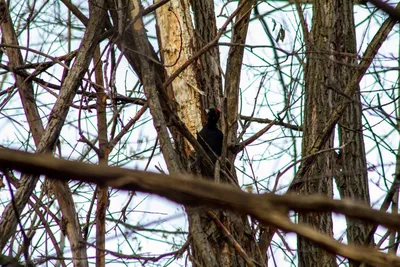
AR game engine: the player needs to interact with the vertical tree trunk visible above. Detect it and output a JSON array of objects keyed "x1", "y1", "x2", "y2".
[
  {"x1": 155, "y1": 1, "x2": 263, "y2": 266},
  {"x1": 297, "y1": 0, "x2": 338, "y2": 265},
  {"x1": 94, "y1": 45, "x2": 108, "y2": 267},
  {"x1": 154, "y1": 0, "x2": 202, "y2": 166},
  {"x1": 0, "y1": 1, "x2": 105, "y2": 265},
  {"x1": 191, "y1": 0, "x2": 223, "y2": 109},
  {"x1": 225, "y1": 0, "x2": 255, "y2": 164},
  {"x1": 390, "y1": 74, "x2": 400, "y2": 254},
  {"x1": 333, "y1": 2, "x2": 372, "y2": 267}
]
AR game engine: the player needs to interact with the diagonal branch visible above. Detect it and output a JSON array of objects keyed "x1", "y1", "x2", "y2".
[
  {"x1": 207, "y1": 211, "x2": 258, "y2": 267},
  {"x1": 2, "y1": 148, "x2": 400, "y2": 266},
  {"x1": 240, "y1": 115, "x2": 303, "y2": 131},
  {"x1": 290, "y1": 1, "x2": 400, "y2": 189},
  {"x1": 0, "y1": 2, "x2": 107, "y2": 266}
]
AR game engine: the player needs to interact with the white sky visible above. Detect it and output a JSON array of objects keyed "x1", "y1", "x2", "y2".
[{"x1": 0, "y1": 0, "x2": 399, "y2": 266}]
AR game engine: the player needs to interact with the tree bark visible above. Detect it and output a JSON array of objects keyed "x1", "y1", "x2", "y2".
[
  {"x1": 296, "y1": 0, "x2": 338, "y2": 265},
  {"x1": 225, "y1": 0, "x2": 255, "y2": 165},
  {"x1": 154, "y1": 0, "x2": 264, "y2": 265},
  {"x1": 2, "y1": 148, "x2": 400, "y2": 267},
  {"x1": 0, "y1": 1, "x2": 106, "y2": 265},
  {"x1": 94, "y1": 45, "x2": 108, "y2": 267},
  {"x1": 155, "y1": 0, "x2": 202, "y2": 165},
  {"x1": 191, "y1": 0, "x2": 223, "y2": 109},
  {"x1": 333, "y1": 2, "x2": 372, "y2": 267}
]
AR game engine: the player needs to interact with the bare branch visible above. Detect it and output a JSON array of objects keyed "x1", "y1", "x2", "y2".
[{"x1": 1, "y1": 148, "x2": 400, "y2": 266}]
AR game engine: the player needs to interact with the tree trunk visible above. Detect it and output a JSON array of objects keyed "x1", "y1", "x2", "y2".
[
  {"x1": 155, "y1": 0, "x2": 263, "y2": 266},
  {"x1": 0, "y1": 1, "x2": 105, "y2": 265},
  {"x1": 94, "y1": 45, "x2": 108, "y2": 267},
  {"x1": 154, "y1": 0, "x2": 202, "y2": 167},
  {"x1": 191, "y1": 0, "x2": 223, "y2": 109},
  {"x1": 297, "y1": 0, "x2": 339, "y2": 265},
  {"x1": 333, "y1": 2, "x2": 372, "y2": 267}
]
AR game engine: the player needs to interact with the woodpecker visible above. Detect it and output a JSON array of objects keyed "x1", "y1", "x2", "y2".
[{"x1": 197, "y1": 108, "x2": 223, "y2": 163}]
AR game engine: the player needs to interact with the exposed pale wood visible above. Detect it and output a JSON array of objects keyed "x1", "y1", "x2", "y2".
[
  {"x1": 125, "y1": 0, "x2": 183, "y2": 173},
  {"x1": 186, "y1": 0, "x2": 265, "y2": 265},
  {"x1": 155, "y1": 0, "x2": 202, "y2": 138}
]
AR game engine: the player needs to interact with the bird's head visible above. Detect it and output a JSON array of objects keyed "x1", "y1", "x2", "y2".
[{"x1": 207, "y1": 108, "x2": 220, "y2": 126}]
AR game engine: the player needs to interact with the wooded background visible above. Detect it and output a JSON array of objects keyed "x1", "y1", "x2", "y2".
[{"x1": 0, "y1": 0, "x2": 399, "y2": 266}]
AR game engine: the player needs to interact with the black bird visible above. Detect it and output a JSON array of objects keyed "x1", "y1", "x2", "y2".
[{"x1": 197, "y1": 108, "x2": 223, "y2": 163}]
